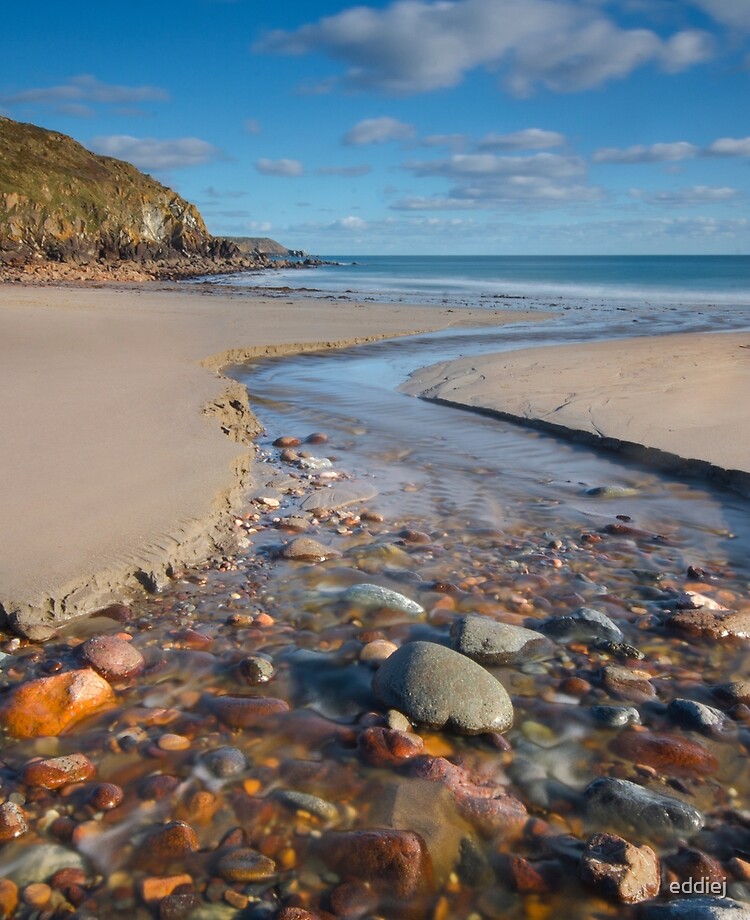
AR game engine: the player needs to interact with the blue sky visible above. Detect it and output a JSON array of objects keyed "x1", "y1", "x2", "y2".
[{"x1": 1, "y1": 0, "x2": 748, "y2": 254}]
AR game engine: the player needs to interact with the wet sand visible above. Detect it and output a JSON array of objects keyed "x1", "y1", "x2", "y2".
[
  {"x1": 403, "y1": 331, "x2": 750, "y2": 491},
  {"x1": 0, "y1": 282, "x2": 542, "y2": 636}
]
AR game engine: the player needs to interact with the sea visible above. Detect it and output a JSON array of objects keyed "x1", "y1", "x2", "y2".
[{"x1": 207, "y1": 254, "x2": 750, "y2": 312}]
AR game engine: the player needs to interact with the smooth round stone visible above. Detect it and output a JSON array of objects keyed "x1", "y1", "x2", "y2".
[
  {"x1": 360, "y1": 639, "x2": 398, "y2": 663},
  {"x1": 79, "y1": 635, "x2": 145, "y2": 680},
  {"x1": 274, "y1": 790, "x2": 339, "y2": 821},
  {"x1": 537, "y1": 607, "x2": 623, "y2": 643},
  {"x1": 372, "y1": 641, "x2": 514, "y2": 735},
  {"x1": 0, "y1": 801, "x2": 28, "y2": 841},
  {"x1": 585, "y1": 777, "x2": 704, "y2": 839},
  {"x1": 216, "y1": 848, "x2": 276, "y2": 883},
  {"x1": 610, "y1": 731, "x2": 718, "y2": 776},
  {"x1": 22, "y1": 753, "x2": 96, "y2": 789},
  {"x1": 590, "y1": 705, "x2": 641, "y2": 727},
  {"x1": 200, "y1": 747, "x2": 247, "y2": 778},
  {"x1": 712, "y1": 681, "x2": 750, "y2": 706},
  {"x1": 238, "y1": 656, "x2": 274, "y2": 684},
  {"x1": 342, "y1": 584, "x2": 424, "y2": 616},
  {"x1": 280, "y1": 537, "x2": 341, "y2": 562},
  {"x1": 158, "y1": 733, "x2": 191, "y2": 751},
  {"x1": 668, "y1": 698, "x2": 730, "y2": 735},
  {"x1": 89, "y1": 783, "x2": 124, "y2": 811},
  {"x1": 451, "y1": 615, "x2": 555, "y2": 666}
]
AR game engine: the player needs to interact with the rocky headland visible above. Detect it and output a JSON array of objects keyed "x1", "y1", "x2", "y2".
[{"x1": 0, "y1": 116, "x2": 315, "y2": 283}]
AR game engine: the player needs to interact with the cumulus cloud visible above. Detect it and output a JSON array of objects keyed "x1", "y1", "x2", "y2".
[
  {"x1": 477, "y1": 128, "x2": 566, "y2": 151},
  {"x1": 343, "y1": 117, "x2": 415, "y2": 145},
  {"x1": 257, "y1": 0, "x2": 713, "y2": 95},
  {"x1": 593, "y1": 141, "x2": 700, "y2": 163},
  {"x1": 707, "y1": 136, "x2": 750, "y2": 156},
  {"x1": 255, "y1": 158, "x2": 305, "y2": 176},
  {"x1": 688, "y1": 0, "x2": 750, "y2": 31},
  {"x1": 630, "y1": 185, "x2": 741, "y2": 206},
  {"x1": 1, "y1": 74, "x2": 169, "y2": 112},
  {"x1": 89, "y1": 135, "x2": 223, "y2": 170},
  {"x1": 315, "y1": 165, "x2": 373, "y2": 176},
  {"x1": 400, "y1": 151, "x2": 602, "y2": 208},
  {"x1": 333, "y1": 215, "x2": 368, "y2": 229}
]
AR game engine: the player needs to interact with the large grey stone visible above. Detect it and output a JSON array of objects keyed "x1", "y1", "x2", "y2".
[
  {"x1": 451, "y1": 615, "x2": 555, "y2": 666},
  {"x1": 585, "y1": 777, "x2": 704, "y2": 839},
  {"x1": 372, "y1": 641, "x2": 513, "y2": 735}
]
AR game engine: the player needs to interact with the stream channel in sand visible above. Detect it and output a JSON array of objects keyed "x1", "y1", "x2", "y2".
[{"x1": 2, "y1": 292, "x2": 750, "y2": 919}]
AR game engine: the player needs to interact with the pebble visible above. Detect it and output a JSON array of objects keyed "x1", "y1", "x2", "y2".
[
  {"x1": 585, "y1": 777, "x2": 704, "y2": 838},
  {"x1": 360, "y1": 639, "x2": 398, "y2": 663},
  {"x1": 0, "y1": 801, "x2": 28, "y2": 841},
  {"x1": 610, "y1": 731, "x2": 718, "y2": 776},
  {"x1": 320, "y1": 828, "x2": 434, "y2": 900},
  {"x1": 342, "y1": 583, "x2": 425, "y2": 616},
  {"x1": 372, "y1": 641, "x2": 514, "y2": 735},
  {"x1": 0, "y1": 669, "x2": 115, "y2": 738},
  {"x1": 357, "y1": 726, "x2": 425, "y2": 767},
  {"x1": 22, "y1": 753, "x2": 96, "y2": 789},
  {"x1": 209, "y1": 695, "x2": 290, "y2": 728},
  {"x1": 305, "y1": 432, "x2": 328, "y2": 444},
  {"x1": 451, "y1": 615, "x2": 555, "y2": 666},
  {"x1": 537, "y1": 607, "x2": 624, "y2": 643},
  {"x1": 158, "y1": 733, "x2": 191, "y2": 751},
  {"x1": 640, "y1": 898, "x2": 750, "y2": 919},
  {"x1": 668, "y1": 698, "x2": 730, "y2": 736},
  {"x1": 280, "y1": 537, "x2": 341, "y2": 561},
  {"x1": 7, "y1": 843, "x2": 89, "y2": 886},
  {"x1": 297, "y1": 456, "x2": 333, "y2": 470},
  {"x1": 216, "y1": 848, "x2": 276, "y2": 883},
  {"x1": 590, "y1": 705, "x2": 641, "y2": 727},
  {"x1": 600, "y1": 664, "x2": 656, "y2": 702},
  {"x1": 134, "y1": 822, "x2": 200, "y2": 874},
  {"x1": 667, "y1": 609, "x2": 750, "y2": 640},
  {"x1": 0, "y1": 880, "x2": 18, "y2": 918},
  {"x1": 579, "y1": 832, "x2": 660, "y2": 903},
  {"x1": 238, "y1": 656, "x2": 275, "y2": 684},
  {"x1": 712, "y1": 681, "x2": 750, "y2": 706},
  {"x1": 79, "y1": 634, "x2": 145, "y2": 680},
  {"x1": 274, "y1": 790, "x2": 339, "y2": 822},
  {"x1": 200, "y1": 747, "x2": 247, "y2": 778},
  {"x1": 139, "y1": 874, "x2": 193, "y2": 904},
  {"x1": 89, "y1": 783, "x2": 124, "y2": 810},
  {"x1": 21, "y1": 882, "x2": 51, "y2": 909},
  {"x1": 273, "y1": 436, "x2": 302, "y2": 448}
]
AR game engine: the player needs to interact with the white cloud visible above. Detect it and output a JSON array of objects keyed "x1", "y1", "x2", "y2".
[
  {"x1": 477, "y1": 129, "x2": 566, "y2": 151},
  {"x1": 315, "y1": 165, "x2": 373, "y2": 176},
  {"x1": 1, "y1": 74, "x2": 169, "y2": 110},
  {"x1": 257, "y1": 0, "x2": 713, "y2": 95},
  {"x1": 255, "y1": 158, "x2": 305, "y2": 176},
  {"x1": 408, "y1": 152, "x2": 587, "y2": 180},
  {"x1": 707, "y1": 136, "x2": 750, "y2": 157},
  {"x1": 688, "y1": 0, "x2": 750, "y2": 31},
  {"x1": 89, "y1": 135, "x2": 222, "y2": 170},
  {"x1": 333, "y1": 215, "x2": 368, "y2": 229},
  {"x1": 343, "y1": 117, "x2": 416, "y2": 145},
  {"x1": 630, "y1": 185, "x2": 741, "y2": 206},
  {"x1": 593, "y1": 141, "x2": 700, "y2": 163}
]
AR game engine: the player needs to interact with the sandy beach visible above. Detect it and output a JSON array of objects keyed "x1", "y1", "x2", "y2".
[
  {"x1": 0, "y1": 282, "x2": 540, "y2": 638},
  {"x1": 403, "y1": 331, "x2": 750, "y2": 491}
]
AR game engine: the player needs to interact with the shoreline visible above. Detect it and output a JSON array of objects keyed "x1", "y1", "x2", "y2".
[
  {"x1": 0, "y1": 281, "x2": 547, "y2": 640},
  {"x1": 402, "y1": 331, "x2": 750, "y2": 497}
]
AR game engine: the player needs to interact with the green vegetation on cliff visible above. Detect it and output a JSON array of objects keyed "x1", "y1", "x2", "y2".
[{"x1": 0, "y1": 116, "x2": 235, "y2": 266}]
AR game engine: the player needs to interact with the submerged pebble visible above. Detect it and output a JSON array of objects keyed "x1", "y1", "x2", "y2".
[
  {"x1": 451, "y1": 614, "x2": 555, "y2": 665},
  {"x1": 342, "y1": 583, "x2": 425, "y2": 616},
  {"x1": 537, "y1": 606, "x2": 623, "y2": 643},
  {"x1": 585, "y1": 777, "x2": 704, "y2": 838}
]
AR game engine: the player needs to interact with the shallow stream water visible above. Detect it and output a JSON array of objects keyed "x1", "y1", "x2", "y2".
[{"x1": 2, "y1": 297, "x2": 750, "y2": 919}]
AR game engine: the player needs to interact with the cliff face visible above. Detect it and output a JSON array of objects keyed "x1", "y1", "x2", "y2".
[{"x1": 0, "y1": 116, "x2": 238, "y2": 267}]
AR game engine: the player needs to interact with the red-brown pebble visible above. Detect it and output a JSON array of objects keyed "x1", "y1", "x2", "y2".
[
  {"x1": 138, "y1": 874, "x2": 193, "y2": 904},
  {"x1": 0, "y1": 801, "x2": 28, "y2": 841},
  {"x1": 0, "y1": 669, "x2": 115, "y2": 738},
  {"x1": 560, "y1": 676, "x2": 592, "y2": 696},
  {"x1": 79, "y1": 635, "x2": 145, "y2": 680},
  {"x1": 134, "y1": 822, "x2": 200, "y2": 873},
  {"x1": 0, "y1": 880, "x2": 18, "y2": 918},
  {"x1": 505, "y1": 856, "x2": 558, "y2": 894},
  {"x1": 579, "y1": 833, "x2": 660, "y2": 904},
  {"x1": 23, "y1": 753, "x2": 96, "y2": 789},
  {"x1": 357, "y1": 727, "x2": 424, "y2": 767},
  {"x1": 50, "y1": 868, "x2": 87, "y2": 892},
  {"x1": 609, "y1": 731, "x2": 718, "y2": 776},
  {"x1": 138, "y1": 774, "x2": 181, "y2": 801},
  {"x1": 90, "y1": 783, "x2": 124, "y2": 810},
  {"x1": 216, "y1": 848, "x2": 277, "y2": 883},
  {"x1": 273, "y1": 436, "x2": 302, "y2": 448},
  {"x1": 209, "y1": 695, "x2": 289, "y2": 729},
  {"x1": 305, "y1": 432, "x2": 328, "y2": 444},
  {"x1": 22, "y1": 883, "x2": 51, "y2": 909}
]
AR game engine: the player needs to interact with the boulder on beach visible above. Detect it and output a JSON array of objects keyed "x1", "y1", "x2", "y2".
[
  {"x1": 451, "y1": 614, "x2": 555, "y2": 666},
  {"x1": 372, "y1": 641, "x2": 514, "y2": 735}
]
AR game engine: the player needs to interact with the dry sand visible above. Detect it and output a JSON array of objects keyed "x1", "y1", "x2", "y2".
[
  {"x1": 403, "y1": 331, "x2": 750, "y2": 492},
  {"x1": 0, "y1": 282, "x2": 541, "y2": 637}
]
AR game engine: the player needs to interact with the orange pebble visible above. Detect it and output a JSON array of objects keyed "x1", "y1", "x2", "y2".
[
  {"x1": 254, "y1": 613, "x2": 274, "y2": 627},
  {"x1": 158, "y1": 733, "x2": 191, "y2": 751},
  {"x1": 243, "y1": 778, "x2": 262, "y2": 796},
  {"x1": 22, "y1": 883, "x2": 51, "y2": 909}
]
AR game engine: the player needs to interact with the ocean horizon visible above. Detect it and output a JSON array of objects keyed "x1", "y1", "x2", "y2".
[{"x1": 209, "y1": 253, "x2": 750, "y2": 308}]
